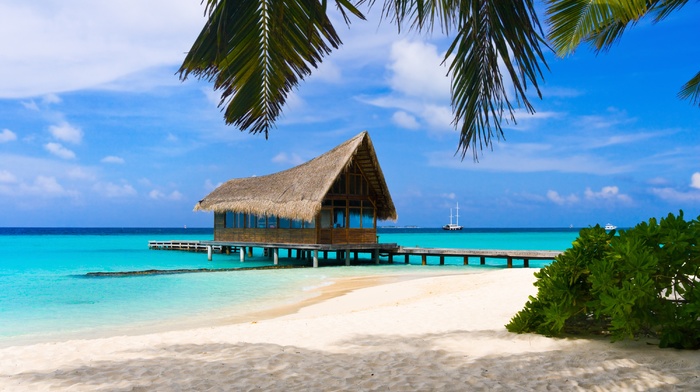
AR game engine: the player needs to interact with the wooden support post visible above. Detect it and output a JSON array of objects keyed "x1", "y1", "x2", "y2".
[
  {"x1": 507, "y1": 257, "x2": 513, "y2": 268},
  {"x1": 523, "y1": 258, "x2": 529, "y2": 268},
  {"x1": 273, "y1": 248, "x2": 279, "y2": 265},
  {"x1": 463, "y1": 256, "x2": 469, "y2": 265},
  {"x1": 439, "y1": 255, "x2": 445, "y2": 265},
  {"x1": 288, "y1": 249, "x2": 293, "y2": 257},
  {"x1": 480, "y1": 256, "x2": 486, "y2": 265},
  {"x1": 207, "y1": 245, "x2": 212, "y2": 261},
  {"x1": 323, "y1": 251, "x2": 328, "y2": 260},
  {"x1": 353, "y1": 251, "x2": 358, "y2": 261},
  {"x1": 388, "y1": 253, "x2": 394, "y2": 264},
  {"x1": 247, "y1": 247, "x2": 253, "y2": 257},
  {"x1": 225, "y1": 246, "x2": 230, "y2": 255},
  {"x1": 345, "y1": 250, "x2": 350, "y2": 266},
  {"x1": 239, "y1": 246, "x2": 245, "y2": 262},
  {"x1": 405, "y1": 254, "x2": 410, "y2": 264},
  {"x1": 421, "y1": 255, "x2": 427, "y2": 265},
  {"x1": 313, "y1": 250, "x2": 319, "y2": 268},
  {"x1": 374, "y1": 250, "x2": 379, "y2": 265}
]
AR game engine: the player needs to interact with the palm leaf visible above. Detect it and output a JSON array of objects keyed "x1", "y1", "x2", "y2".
[
  {"x1": 447, "y1": 0, "x2": 548, "y2": 159},
  {"x1": 179, "y1": 0, "x2": 361, "y2": 136},
  {"x1": 678, "y1": 71, "x2": 700, "y2": 106}
]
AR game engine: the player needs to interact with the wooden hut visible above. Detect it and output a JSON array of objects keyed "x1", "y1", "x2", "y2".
[{"x1": 194, "y1": 131, "x2": 397, "y2": 245}]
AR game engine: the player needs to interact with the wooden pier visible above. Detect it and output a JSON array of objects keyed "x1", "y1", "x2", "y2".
[
  {"x1": 148, "y1": 240, "x2": 223, "y2": 253},
  {"x1": 388, "y1": 247, "x2": 561, "y2": 268},
  {"x1": 149, "y1": 240, "x2": 561, "y2": 268}
]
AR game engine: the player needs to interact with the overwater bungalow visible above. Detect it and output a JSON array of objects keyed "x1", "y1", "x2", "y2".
[{"x1": 193, "y1": 131, "x2": 398, "y2": 265}]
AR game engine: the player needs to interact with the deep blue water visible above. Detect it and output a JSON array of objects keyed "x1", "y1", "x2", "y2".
[{"x1": 0, "y1": 227, "x2": 581, "y2": 346}]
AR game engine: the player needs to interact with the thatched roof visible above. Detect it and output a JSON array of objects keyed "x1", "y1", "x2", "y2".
[{"x1": 194, "y1": 131, "x2": 397, "y2": 221}]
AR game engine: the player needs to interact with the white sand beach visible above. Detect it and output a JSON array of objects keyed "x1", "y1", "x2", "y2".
[{"x1": 1, "y1": 268, "x2": 699, "y2": 391}]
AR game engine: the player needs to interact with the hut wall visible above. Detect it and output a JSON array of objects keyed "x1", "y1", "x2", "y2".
[
  {"x1": 318, "y1": 228, "x2": 377, "y2": 244},
  {"x1": 214, "y1": 228, "x2": 316, "y2": 244}
]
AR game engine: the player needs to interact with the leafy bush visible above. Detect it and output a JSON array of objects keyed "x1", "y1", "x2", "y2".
[{"x1": 506, "y1": 211, "x2": 700, "y2": 349}]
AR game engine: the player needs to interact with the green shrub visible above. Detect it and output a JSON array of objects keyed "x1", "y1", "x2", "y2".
[{"x1": 506, "y1": 211, "x2": 700, "y2": 349}]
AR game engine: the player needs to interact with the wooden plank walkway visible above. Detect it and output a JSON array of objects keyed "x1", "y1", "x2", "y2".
[
  {"x1": 388, "y1": 247, "x2": 561, "y2": 268},
  {"x1": 148, "y1": 240, "x2": 562, "y2": 268},
  {"x1": 148, "y1": 240, "x2": 223, "y2": 253}
]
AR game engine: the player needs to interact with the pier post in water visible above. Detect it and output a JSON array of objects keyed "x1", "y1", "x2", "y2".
[
  {"x1": 240, "y1": 247, "x2": 245, "y2": 262},
  {"x1": 345, "y1": 250, "x2": 350, "y2": 266},
  {"x1": 313, "y1": 250, "x2": 319, "y2": 268},
  {"x1": 273, "y1": 248, "x2": 279, "y2": 265},
  {"x1": 207, "y1": 245, "x2": 212, "y2": 261}
]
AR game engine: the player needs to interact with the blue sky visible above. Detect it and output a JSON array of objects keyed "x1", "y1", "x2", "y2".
[{"x1": 1, "y1": 1, "x2": 699, "y2": 228}]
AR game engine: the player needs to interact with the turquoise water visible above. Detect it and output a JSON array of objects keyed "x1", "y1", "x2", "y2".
[{"x1": 0, "y1": 228, "x2": 579, "y2": 347}]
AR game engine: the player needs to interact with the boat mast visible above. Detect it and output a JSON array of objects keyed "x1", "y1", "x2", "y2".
[
  {"x1": 449, "y1": 208, "x2": 454, "y2": 225},
  {"x1": 455, "y1": 202, "x2": 460, "y2": 227}
]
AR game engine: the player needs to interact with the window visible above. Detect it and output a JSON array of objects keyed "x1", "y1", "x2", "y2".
[
  {"x1": 320, "y1": 210, "x2": 332, "y2": 228},
  {"x1": 333, "y1": 208, "x2": 346, "y2": 228},
  {"x1": 279, "y1": 217, "x2": 290, "y2": 229},
  {"x1": 349, "y1": 208, "x2": 361, "y2": 228},
  {"x1": 362, "y1": 202, "x2": 374, "y2": 228},
  {"x1": 267, "y1": 215, "x2": 277, "y2": 228},
  {"x1": 225, "y1": 212, "x2": 234, "y2": 228}
]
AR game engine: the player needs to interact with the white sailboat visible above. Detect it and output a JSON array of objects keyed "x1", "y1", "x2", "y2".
[{"x1": 443, "y1": 202, "x2": 463, "y2": 231}]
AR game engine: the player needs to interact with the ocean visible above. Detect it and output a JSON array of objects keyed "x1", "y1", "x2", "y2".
[{"x1": 0, "y1": 227, "x2": 580, "y2": 347}]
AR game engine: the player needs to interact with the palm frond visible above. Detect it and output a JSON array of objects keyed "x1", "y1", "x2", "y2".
[
  {"x1": 446, "y1": 0, "x2": 548, "y2": 160},
  {"x1": 179, "y1": 0, "x2": 358, "y2": 136},
  {"x1": 678, "y1": 71, "x2": 700, "y2": 106}
]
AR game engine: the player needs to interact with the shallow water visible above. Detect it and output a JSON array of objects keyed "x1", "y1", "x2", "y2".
[{"x1": 0, "y1": 227, "x2": 579, "y2": 346}]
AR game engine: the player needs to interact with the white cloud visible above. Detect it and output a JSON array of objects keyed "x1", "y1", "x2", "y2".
[
  {"x1": 392, "y1": 111, "x2": 420, "y2": 130},
  {"x1": 0, "y1": 129, "x2": 17, "y2": 143},
  {"x1": 93, "y1": 181, "x2": 137, "y2": 198},
  {"x1": 584, "y1": 186, "x2": 632, "y2": 203},
  {"x1": 0, "y1": 1, "x2": 206, "y2": 98},
  {"x1": 651, "y1": 187, "x2": 700, "y2": 202},
  {"x1": 101, "y1": 155, "x2": 125, "y2": 164},
  {"x1": 388, "y1": 40, "x2": 450, "y2": 101},
  {"x1": 49, "y1": 122, "x2": 83, "y2": 144},
  {"x1": 8, "y1": 175, "x2": 78, "y2": 198},
  {"x1": 44, "y1": 142, "x2": 76, "y2": 159},
  {"x1": 547, "y1": 190, "x2": 579, "y2": 205},
  {"x1": 691, "y1": 172, "x2": 700, "y2": 189},
  {"x1": 426, "y1": 143, "x2": 632, "y2": 174},
  {"x1": 150, "y1": 189, "x2": 183, "y2": 200},
  {"x1": 0, "y1": 170, "x2": 17, "y2": 183},
  {"x1": 272, "y1": 152, "x2": 305, "y2": 166}
]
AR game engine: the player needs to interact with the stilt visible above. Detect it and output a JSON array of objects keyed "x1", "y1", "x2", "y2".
[
  {"x1": 507, "y1": 257, "x2": 513, "y2": 268},
  {"x1": 523, "y1": 258, "x2": 529, "y2": 268},
  {"x1": 463, "y1": 256, "x2": 468, "y2": 265},
  {"x1": 388, "y1": 253, "x2": 393, "y2": 264},
  {"x1": 240, "y1": 246, "x2": 245, "y2": 262},
  {"x1": 404, "y1": 254, "x2": 410, "y2": 264},
  {"x1": 421, "y1": 255, "x2": 427, "y2": 265},
  {"x1": 225, "y1": 246, "x2": 230, "y2": 255},
  {"x1": 480, "y1": 256, "x2": 485, "y2": 265},
  {"x1": 374, "y1": 250, "x2": 379, "y2": 265},
  {"x1": 247, "y1": 247, "x2": 253, "y2": 257},
  {"x1": 273, "y1": 248, "x2": 279, "y2": 265},
  {"x1": 439, "y1": 255, "x2": 445, "y2": 265},
  {"x1": 313, "y1": 250, "x2": 319, "y2": 268},
  {"x1": 207, "y1": 245, "x2": 212, "y2": 261},
  {"x1": 345, "y1": 250, "x2": 350, "y2": 266}
]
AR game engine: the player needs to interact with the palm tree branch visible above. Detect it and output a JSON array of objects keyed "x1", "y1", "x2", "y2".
[
  {"x1": 178, "y1": 0, "x2": 350, "y2": 136},
  {"x1": 446, "y1": 0, "x2": 548, "y2": 160},
  {"x1": 678, "y1": 71, "x2": 700, "y2": 106}
]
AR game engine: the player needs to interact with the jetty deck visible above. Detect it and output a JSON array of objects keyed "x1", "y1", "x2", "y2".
[{"x1": 149, "y1": 240, "x2": 561, "y2": 268}]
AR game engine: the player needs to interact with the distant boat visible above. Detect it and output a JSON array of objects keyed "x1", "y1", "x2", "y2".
[
  {"x1": 605, "y1": 223, "x2": 617, "y2": 231},
  {"x1": 443, "y1": 203, "x2": 463, "y2": 231}
]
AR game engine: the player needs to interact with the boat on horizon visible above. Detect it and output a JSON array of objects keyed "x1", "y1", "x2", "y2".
[
  {"x1": 443, "y1": 203, "x2": 463, "y2": 231},
  {"x1": 605, "y1": 223, "x2": 617, "y2": 231}
]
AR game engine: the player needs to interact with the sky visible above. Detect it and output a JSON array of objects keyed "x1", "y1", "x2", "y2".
[{"x1": 1, "y1": 1, "x2": 699, "y2": 228}]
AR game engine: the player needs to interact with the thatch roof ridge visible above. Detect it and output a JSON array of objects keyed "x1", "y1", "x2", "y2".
[{"x1": 194, "y1": 131, "x2": 397, "y2": 221}]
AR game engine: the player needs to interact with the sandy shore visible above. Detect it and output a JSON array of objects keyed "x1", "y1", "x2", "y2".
[{"x1": 1, "y1": 268, "x2": 699, "y2": 391}]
